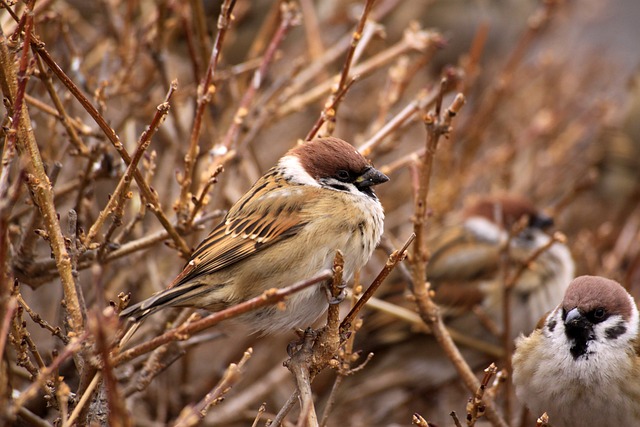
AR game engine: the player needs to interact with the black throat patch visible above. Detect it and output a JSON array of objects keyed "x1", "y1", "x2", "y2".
[{"x1": 565, "y1": 320, "x2": 595, "y2": 359}]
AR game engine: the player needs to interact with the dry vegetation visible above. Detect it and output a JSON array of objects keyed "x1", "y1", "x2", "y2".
[{"x1": 1, "y1": 0, "x2": 639, "y2": 426}]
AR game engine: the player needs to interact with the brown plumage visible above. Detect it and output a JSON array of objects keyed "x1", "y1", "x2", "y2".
[{"x1": 120, "y1": 137, "x2": 388, "y2": 334}]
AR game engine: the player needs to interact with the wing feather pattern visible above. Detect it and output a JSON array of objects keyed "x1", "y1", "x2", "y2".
[{"x1": 121, "y1": 173, "x2": 311, "y2": 321}]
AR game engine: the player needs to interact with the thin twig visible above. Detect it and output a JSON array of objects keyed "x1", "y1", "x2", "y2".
[
  {"x1": 408, "y1": 90, "x2": 508, "y2": 427},
  {"x1": 114, "y1": 271, "x2": 333, "y2": 365},
  {"x1": 85, "y1": 81, "x2": 177, "y2": 246},
  {"x1": 317, "y1": 0, "x2": 376, "y2": 137},
  {"x1": 340, "y1": 233, "x2": 414, "y2": 333},
  {"x1": 466, "y1": 363, "x2": 498, "y2": 426},
  {"x1": 173, "y1": 348, "x2": 252, "y2": 427},
  {"x1": 16, "y1": 293, "x2": 68, "y2": 344},
  {"x1": 278, "y1": 26, "x2": 444, "y2": 118},
  {"x1": 16, "y1": 211, "x2": 225, "y2": 287},
  {"x1": 176, "y1": 0, "x2": 237, "y2": 226},
  {"x1": 211, "y1": 1, "x2": 300, "y2": 161},
  {"x1": 89, "y1": 310, "x2": 129, "y2": 427},
  {"x1": 0, "y1": 10, "x2": 85, "y2": 336},
  {"x1": 10, "y1": 332, "x2": 88, "y2": 416},
  {"x1": 29, "y1": 36, "x2": 191, "y2": 257},
  {"x1": 305, "y1": 76, "x2": 358, "y2": 141}
]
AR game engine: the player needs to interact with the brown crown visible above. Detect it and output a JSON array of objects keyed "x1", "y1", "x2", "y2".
[
  {"x1": 562, "y1": 275, "x2": 634, "y2": 320},
  {"x1": 289, "y1": 137, "x2": 371, "y2": 179},
  {"x1": 464, "y1": 195, "x2": 549, "y2": 230}
]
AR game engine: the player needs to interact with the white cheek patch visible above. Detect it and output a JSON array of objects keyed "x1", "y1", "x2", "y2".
[
  {"x1": 626, "y1": 296, "x2": 640, "y2": 338},
  {"x1": 278, "y1": 155, "x2": 320, "y2": 187},
  {"x1": 465, "y1": 216, "x2": 505, "y2": 244}
]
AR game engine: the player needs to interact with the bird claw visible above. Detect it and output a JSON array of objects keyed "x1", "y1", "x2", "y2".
[
  {"x1": 286, "y1": 340, "x2": 298, "y2": 357},
  {"x1": 323, "y1": 281, "x2": 347, "y2": 305},
  {"x1": 287, "y1": 327, "x2": 317, "y2": 357}
]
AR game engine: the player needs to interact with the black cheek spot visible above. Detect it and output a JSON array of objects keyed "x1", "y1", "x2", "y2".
[
  {"x1": 547, "y1": 318, "x2": 557, "y2": 332},
  {"x1": 605, "y1": 322, "x2": 627, "y2": 339}
]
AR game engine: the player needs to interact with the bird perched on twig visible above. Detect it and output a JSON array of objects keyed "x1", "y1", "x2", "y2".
[
  {"x1": 120, "y1": 137, "x2": 388, "y2": 335},
  {"x1": 513, "y1": 275, "x2": 640, "y2": 427}
]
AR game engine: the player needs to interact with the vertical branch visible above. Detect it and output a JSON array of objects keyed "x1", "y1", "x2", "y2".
[
  {"x1": 0, "y1": 9, "x2": 84, "y2": 336},
  {"x1": 196, "y1": 1, "x2": 300, "y2": 202},
  {"x1": 316, "y1": 0, "x2": 376, "y2": 137},
  {"x1": 218, "y1": 2, "x2": 299, "y2": 154},
  {"x1": 409, "y1": 76, "x2": 461, "y2": 289},
  {"x1": 408, "y1": 91, "x2": 509, "y2": 427},
  {"x1": 33, "y1": 53, "x2": 89, "y2": 156},
  {"x1": 305, "y1": 77, "x2": 357, "y2": 141},
  {"x1": 176, "y1": 0, "x2": 237, "y2": 227},
  {"x1": 89, "y1": 310, "x2": 129, "y2": 427}
]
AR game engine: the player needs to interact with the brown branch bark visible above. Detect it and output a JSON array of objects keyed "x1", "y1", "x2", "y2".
[{"x1": 0, "y1": 9, "x2": 84, "y2": 337}]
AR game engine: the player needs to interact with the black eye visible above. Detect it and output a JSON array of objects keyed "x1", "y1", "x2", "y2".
[
  {"x1": 529, "y1": 214, "x2": 554, "y2": 230},
  {"x1": 593, "y1": 307, "x2": 606, "y2": 320},
  {"x1": 336, "y1": 170, "x2": 350, "y2": 181}
]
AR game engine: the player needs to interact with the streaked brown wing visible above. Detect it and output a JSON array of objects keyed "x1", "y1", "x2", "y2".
[
  {"x1": 427, "y1": 227, "x2": 501, "y2": 312},
  {"x1": 428, "y1": 228, "x2": 501, "y2": 283},
  {"x1": 170, "y1": 179, "x2": 309, "y2": 288}
]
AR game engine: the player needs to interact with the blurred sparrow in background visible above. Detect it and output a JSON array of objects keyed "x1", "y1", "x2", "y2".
[
  {"x1": 429, "y1": 196, "x2": 575, "y2": 339},
  {"x1": 121, "y1": 137, "x2": 388, "y2": 334},
  {"x1": 513, "y1": 275, "x2": 640, "y2": 426},
  {"x1": 337, "y1": 196, "x2": 575, "y2": 422},
  {"x1": 370, "y1": 195, "x2": 575, "y2": 352}
]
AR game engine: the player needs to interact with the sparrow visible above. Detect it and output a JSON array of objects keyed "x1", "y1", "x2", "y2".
[
  {"x1": 120, "y1": 137, "x2": 388, "y2": 334},
  {"x1": 512, "y1": 275, "x2": 640, "y2": 427},
  {"x1": 334, "y1": 196, "x2": 575, "y2": 424},
  {"x1": 368, "y1": 195, "x2": 575, "y2": 351},
  {"x1": 430, "y1": 195, "x2": 575, "y2": 337}
]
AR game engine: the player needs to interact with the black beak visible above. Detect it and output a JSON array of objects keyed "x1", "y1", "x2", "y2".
[
  {"x1": 564, "y1": 308, "x2": 595, "y2": 359},
  {"x1": 355, "y1": 166, "x2": 389, "y2": 189}
]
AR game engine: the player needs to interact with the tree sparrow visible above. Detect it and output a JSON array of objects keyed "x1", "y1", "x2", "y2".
[
  {"x1": 369, "y1": 196, "x2": 575, "y2": 351},
  {"x1": 513, "y1": 275, "x2": 640, "y2": 427},
  {"x1": 432, "y1": 196, "x2": 575, "y2": 337},
  {"x1": 120, "y1": 137, "x2": 388, "y2": 334}
]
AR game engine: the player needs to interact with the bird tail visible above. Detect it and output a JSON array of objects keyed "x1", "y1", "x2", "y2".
[
  {"x1": 118, "y1": 321, "x2": 142, "y2": 348},
  {"x1": 119, "y1": 299, "x2": 156, "y2": 323},
  {"x1": 119, "y1": 281, "x2": 207, "y2": 323}
]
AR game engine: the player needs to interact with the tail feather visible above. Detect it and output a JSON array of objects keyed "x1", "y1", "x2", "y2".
[
  {"x1": 119, "y1": 300, "x2": 156, "y2": 322},
  {"x1": 119, "y1": 282, "x2": 207, "y2": 322}
]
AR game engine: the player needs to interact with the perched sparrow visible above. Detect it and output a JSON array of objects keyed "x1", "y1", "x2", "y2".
[
  {"x1": 430, "y1": 196, "x2": 575, "y2": 337},
  {"x1": 513, "y1": 275, "x2": 640, "y2": 427},
  {"x1": 121, "y1": 137, "x2": 388, "y2": 334},
  {"x1": 369, "y1": 196, "x2": 575, "y2": 350},
  {"x1": 335, "y1": 196, "x2": 575, "y2": 424}
]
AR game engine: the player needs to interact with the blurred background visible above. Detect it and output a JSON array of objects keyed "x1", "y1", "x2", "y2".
[{"x1": 2, "y1": 0, "x2": 640, "y2": 426}]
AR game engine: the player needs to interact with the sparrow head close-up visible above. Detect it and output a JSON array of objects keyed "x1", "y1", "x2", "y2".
[{"x1": 513, "y1": 275, "x2": 640, "y2": 427}]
